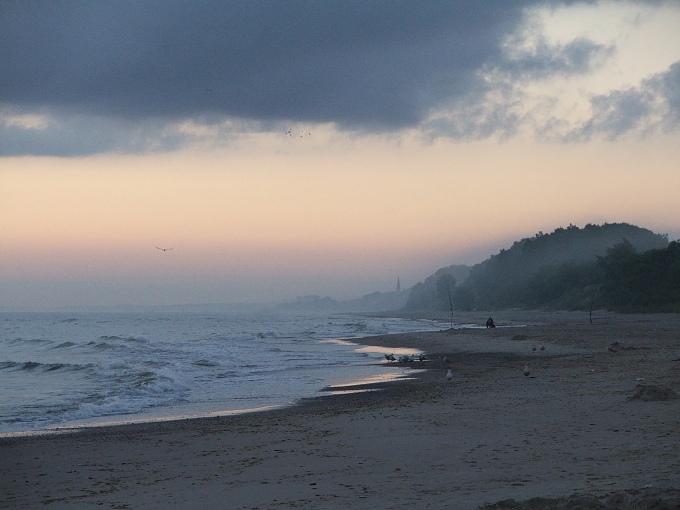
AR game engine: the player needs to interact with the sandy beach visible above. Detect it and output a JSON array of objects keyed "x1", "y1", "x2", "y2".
[{"x1": 2, "y1": 310, "x2": 679, "y2": 509}]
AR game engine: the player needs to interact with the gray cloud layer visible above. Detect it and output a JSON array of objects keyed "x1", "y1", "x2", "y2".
[
  {"x1": 1, "y1": 0, "x2": 677, "y2": 156},
  {"x1": 574, "y1": 62, "x2": 680, "y2": 140}
]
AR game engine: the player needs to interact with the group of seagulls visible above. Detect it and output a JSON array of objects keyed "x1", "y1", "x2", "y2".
[
  {"x1": 384, "y1": 353, "x2": 425, "y2": 363},
  {"x1": 524, "y1": 342, "x2": 544, "y2": 377},
  {"x1": 386, "y1": 342, "x2": 545, "y2": 383},
  {"x1": 443, "y1": 363, "x2": 532, "y2": 381},
  {"x1": 522, "y1": 343, "x2": 544, "y2": 377}
]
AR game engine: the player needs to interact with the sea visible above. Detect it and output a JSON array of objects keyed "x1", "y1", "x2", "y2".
[{"x1": 0, "y1": 310, "x2": 453, "y2": 436}]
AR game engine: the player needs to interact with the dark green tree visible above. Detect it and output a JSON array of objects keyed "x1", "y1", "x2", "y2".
[{"x1": 599, "y1": 240, "x2": 680, "y2": 310}]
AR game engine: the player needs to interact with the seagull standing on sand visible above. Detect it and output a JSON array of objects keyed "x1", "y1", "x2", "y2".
[
  {"x1": 523, "y1": 364, "x2": 530, "y2": 377},
  {"x1": 446, "y1": 369, "x2": 453, "y2": 381}
]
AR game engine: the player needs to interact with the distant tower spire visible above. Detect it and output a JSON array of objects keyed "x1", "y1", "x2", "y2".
[{"x1": 396, "y1": 277, "x2": 401, "y2": 292}]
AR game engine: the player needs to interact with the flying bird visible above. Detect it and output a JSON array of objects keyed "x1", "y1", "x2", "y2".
[{"x1": 156, "y1": 247, "x2": 173, "y2": 251}]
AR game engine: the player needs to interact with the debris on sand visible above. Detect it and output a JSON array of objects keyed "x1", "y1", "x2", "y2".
[
  {"x1": 627, "y1": 384, "x2": 679, "y2": 402},
  {"x1": 478, "y1": 494, "x2": 603, "y2": 509},
  {"x1": 477, "y1": 487, "x2": 680, "y2": 509}
]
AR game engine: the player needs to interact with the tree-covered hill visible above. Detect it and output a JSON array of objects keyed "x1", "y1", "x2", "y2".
[
  {"x1": 404, "y1": 223, "x2": 674, "y2": 312},
  {"x1": 466, "y1": 223, "x2": 668, "y2": 309},
  {"x1": 598, "y1": 239, "x2": 680, "y2": 312}
]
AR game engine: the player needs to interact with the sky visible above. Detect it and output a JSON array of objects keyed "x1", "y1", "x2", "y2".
[{"x1": 1, "y1": 0, "x2": 680, "y2": 309}]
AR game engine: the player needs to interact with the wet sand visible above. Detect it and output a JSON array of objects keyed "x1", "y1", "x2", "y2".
[{"x1": 2, "y1": 310, "x2": 679, "y2": 509}]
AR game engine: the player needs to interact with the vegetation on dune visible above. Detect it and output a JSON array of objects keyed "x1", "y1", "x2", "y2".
[
  {"x1": 599, "y1": 239, "x2": 680, "y2": 312},
  {"x1": 404, "y1": 223, "x2": 678, "y2": 313}
]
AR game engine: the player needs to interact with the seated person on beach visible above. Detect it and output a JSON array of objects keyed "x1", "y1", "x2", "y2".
[{"x1": 486, "y1": 317, "x2": 495, "y2": 328}]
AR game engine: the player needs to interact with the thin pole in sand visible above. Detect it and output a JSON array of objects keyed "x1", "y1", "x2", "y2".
[{"x1": 446, "y1": 283, "x2": 454, "y2": 329}]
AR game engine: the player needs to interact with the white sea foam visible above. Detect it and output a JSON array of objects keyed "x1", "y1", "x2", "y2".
[{"x1": 0, "y1": 311, "x2": 459, "y2": 435}]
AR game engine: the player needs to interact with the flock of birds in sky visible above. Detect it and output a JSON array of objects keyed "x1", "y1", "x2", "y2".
[{"x1": 286, "y1": 128, "x2": 311, "y2": 138}]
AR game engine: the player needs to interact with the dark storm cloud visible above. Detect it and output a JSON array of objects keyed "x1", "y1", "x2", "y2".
[
  {"x1": 0, "y1": 0, "x2": 673, "y2": 156},
  {"x1": 0, "y1": 1, "x2": 530, "y2": 125}
]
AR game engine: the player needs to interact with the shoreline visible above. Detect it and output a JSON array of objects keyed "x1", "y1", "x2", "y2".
[
  {"x1": 0, "y1": 311, "x2": 513, "y2": 440},
  {"x1": 2, "y1": 310, "x2": 679, "y2": 509}
]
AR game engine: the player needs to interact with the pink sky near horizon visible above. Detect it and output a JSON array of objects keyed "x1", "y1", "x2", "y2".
[
  {"x1": 1, "y1": 2, "x2": 679, "y2": 309},
  {"x1": 2, "y1": 132, "x2": 679, "y2": 308}
]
